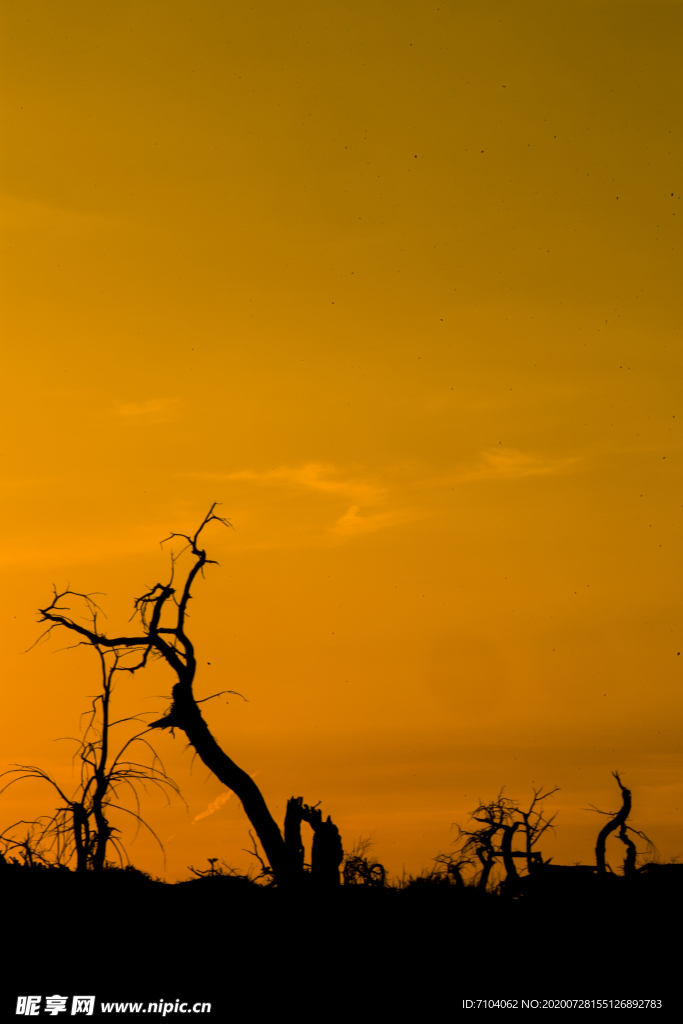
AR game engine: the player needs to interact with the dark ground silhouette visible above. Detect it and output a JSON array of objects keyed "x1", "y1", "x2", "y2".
[{"x1": 2, "y1": 858, "x2": 678, "y2": 1018}]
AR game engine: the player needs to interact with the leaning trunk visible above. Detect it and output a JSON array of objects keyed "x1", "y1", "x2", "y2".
[
  {"x1": 164, "y1": 697, "x2": 292, "y2": 881},
  {"x1": 152, "y1": 678, "x2": 341, "y2": 886}
]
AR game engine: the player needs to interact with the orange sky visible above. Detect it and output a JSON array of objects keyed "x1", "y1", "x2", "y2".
[{"x1": 1, "y1": 0, "x2": 681, "y2": 882}]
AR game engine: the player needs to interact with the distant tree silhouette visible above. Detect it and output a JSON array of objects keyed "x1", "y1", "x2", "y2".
[
  {"x1": 432, "y1": 850, "x2": 475, "y2": 887},
  {"x1": 454, "y1": 787, "x2": 558, "y2": 891},
  {"x1": 497, "y1": 773, "x2": 656, "y2": 894},
  {"x1": 515, "y1": 786, "x2": 559, "y2": 873},
  {"x1": 35, "y1": 506, "x2": 342, "y2": 887},
  {"x1": 450, "y1": 776, "x2": 666, "y2": 897},
  {"x1": 592, "y1": 771, "x2": 654, "y2": 877},
  {"x1": 453, "y1": 791, "x2": 513, "y2": 889},
  {"x1": 1, "y1": 643, "x2": 179, "y2": 871}
]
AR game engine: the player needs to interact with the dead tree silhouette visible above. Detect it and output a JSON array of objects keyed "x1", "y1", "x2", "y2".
[
  {"x1": 592, "y1": 771, "x2": 653, "y2": 877},
  {"x1": 35, "y1": 505, "x2": 342, "y2": 887},
  {"x1": 1, "y1": 644, "x2": 180, "y2": 871},
  {"x1": 454, "y1": 787, "x2": 558, "y2": 892},
  {"x1": 450, "y1": 777, "x2": 662, "y2": 901},
  {"x1": 518, "y1": 773, "x2": 655, "y2": 895}
]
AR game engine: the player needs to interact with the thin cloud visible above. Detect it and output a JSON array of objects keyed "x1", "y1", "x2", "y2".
[
  {"x1": 332, "y1": 503, "x2": 417, "y2": 538},
  {"x1": 193, "y1": 791, "x2": 233, "y2": 823},
  {"x1": 187, "y1": 463, "x2": 415, "y2": 544},
  {"x1": 456, "y1": 447, "x2": 580, "y2": 483},
  {"x1": 218, "y1": 462, "x2": 384, "y2": 506},
  {"x1": 113, "y1": 398, "x2": 178, "y2": 422}
]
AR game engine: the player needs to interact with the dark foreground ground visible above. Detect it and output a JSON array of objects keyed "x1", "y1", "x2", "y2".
[{"x1": 2, "y1": 864, "x2": 678, "y2": 1018}]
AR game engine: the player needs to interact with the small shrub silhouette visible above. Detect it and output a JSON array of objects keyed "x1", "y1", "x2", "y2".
[{"x1": 342, "y1": 837, "x2": 386, "y2": 887}]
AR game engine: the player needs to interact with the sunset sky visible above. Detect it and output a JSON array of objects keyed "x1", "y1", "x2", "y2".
[{"x1": 1, "y1": 0, "x2": 681, "y2": 881}]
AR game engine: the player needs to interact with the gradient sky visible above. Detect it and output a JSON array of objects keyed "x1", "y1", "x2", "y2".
[{"x1": 1, "y1": 0, "x2": 681, "y2": 882}]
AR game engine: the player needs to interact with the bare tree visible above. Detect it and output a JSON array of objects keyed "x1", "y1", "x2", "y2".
[
  {"x1": 515, "y1": 787, "x2": 559, "y2": 875},
  {"x1": 453, "y1": 787, "x2": 558, "y2": 891},
  {"x1": 35, "y1": 506, "x2": 342, "y2": 887},
  {"x1": 454, "y1": 791, "x2": 516, "y2": 890},
  {"x1": 432, "y1": 850, "x2": 476, "y2": 888},
  {"x1": 592, "y1": 772, "x2": 654, "y2": 877},
  {"x1": 1, "y1": 642, "x2": 180, "y2": 872}
]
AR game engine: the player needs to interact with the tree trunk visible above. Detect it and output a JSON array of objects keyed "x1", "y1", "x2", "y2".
[
  {"x1": 171, "y1": 701, "x2": 292, "y2": 881},
  {"x1": 618, "y1": 822, "x2": 637, "y2": 877},
  {"x1": 153, "y1": 686, "x2": 339, "y2": 886},
  {"x1": 500, "y1": 822, "x2": 521, "y2": 894},
  {"x1": 284, "y1": 797, "x2": 306, "y2": 876},
  {"x1": 302, "y1": 804, "x2": 343, "y2": 887},
  {"x1": 476, "y1": 847, "x2": 496, "y2": 890},
  {"x1": 72, "y1": 803, "x2": 89, "y2": 874},
  {"x1": 595, "y1": 773, "x2": 632, "y2": 876}
]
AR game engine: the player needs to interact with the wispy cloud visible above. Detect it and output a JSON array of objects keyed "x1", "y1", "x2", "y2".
[
  {"x1": 193, "y1": 791, "x2": 233, "y2": 823},
  {"x1": 219, "y1": 462, "x2": 384, "y2": 505},
  {"x1": 331, "y1": 503, "x2": 416, "y2": 538},
  {"x1": 456, "y1": 447, "x2": 580, "y2": 483},
  {"x1": 188, "y1": 462, "x2": 416, "y2": 543},
  {"x1": 113, "y1": 398, "x2": 178, "y2": 422}
]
